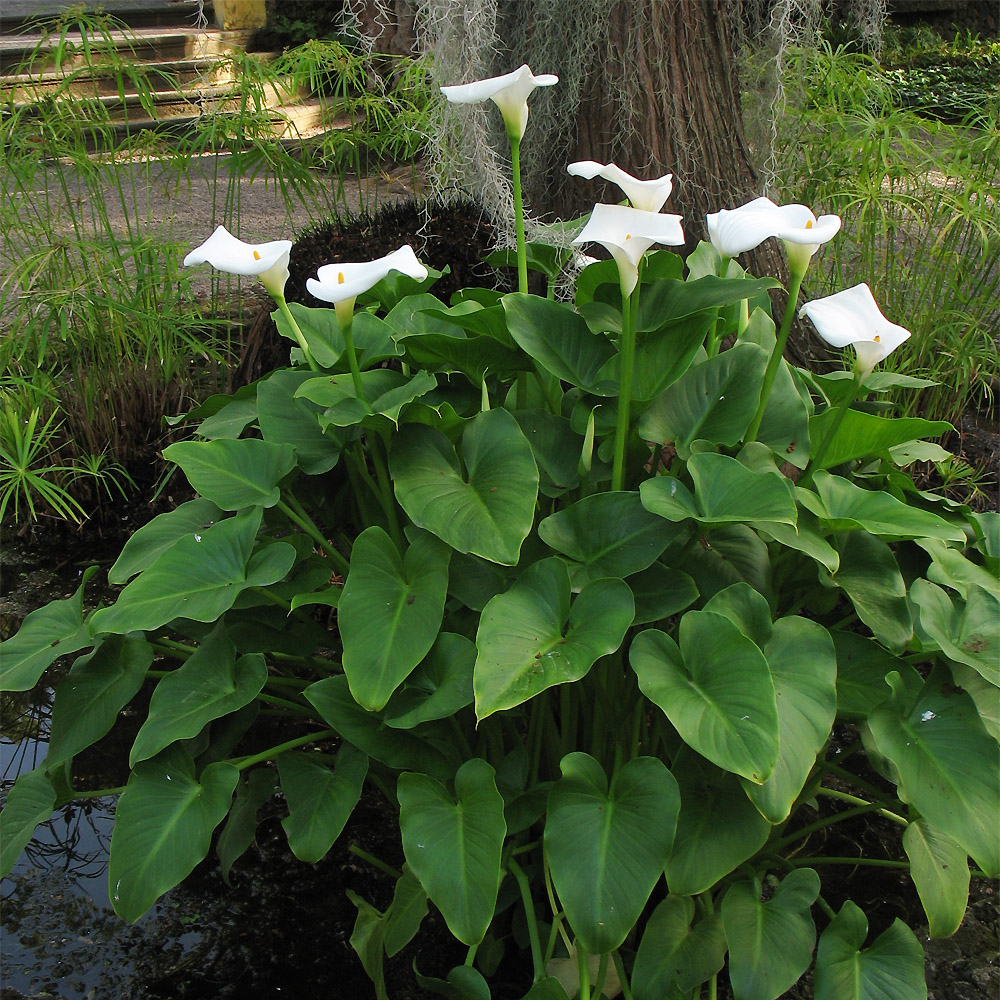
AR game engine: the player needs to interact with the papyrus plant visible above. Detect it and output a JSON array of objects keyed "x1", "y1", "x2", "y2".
[{"x1": 2, "y1": 72, "x2": 997, "y2": 1000}]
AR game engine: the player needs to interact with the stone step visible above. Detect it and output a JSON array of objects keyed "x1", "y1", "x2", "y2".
[{"x1": 0, "y1": 0, "x2": 210, "y2": 33}]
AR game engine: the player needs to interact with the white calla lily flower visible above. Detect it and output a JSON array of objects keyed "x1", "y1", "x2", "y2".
[
  {"x1": 183, "y1": 225, "x2": 292, "y2": 298},
  {"x1": 572, "y1": 203, "x2": 684, "y2": 296},
  {"x1": 706, "y1": 197, "x2": 781, "y2": 258},
  {"x1": 440, "y1": 64, "x2": 558, "y2": 139},
  {"x1": 307, "y1": 245, "x2": 428, "y2": 307},
  {"x1": 567, "y1": 160, "x2": 674, "y2": 213},
  {"x1": 799, "y1": 282, "x2": 910, "y2": 377},
  {"x1": 772, "y1": 203, "x2": 842, "y2": 275}
]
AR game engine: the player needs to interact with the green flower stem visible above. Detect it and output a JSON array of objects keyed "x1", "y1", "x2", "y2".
[
  {"x1": 337, "y1": 307, "x2": 366, "y2": 401},
  {"x1": 510, "y1": 132, "x2": 529, "y2": 409},
  {"x1": 786, "y1": 856, "x2": 911, "y2": 869},
  {"x1": 149, "y1": 643, "x2": 188, "y2": 662},
  {"x1": 345, "y1": 445, "x2": 383, "y2": 526},
  {"x1": 156, "y1": 637, "x2": 196, "y2": 654},
  {"x1": 815, "y1": 895, "x2": 837, "y2": 921},
  {"x1": 769, "y1": 803, "x2": 894, "y2": 854},
  {"x1": 69, "y1": 785, "x2": 126, "y2": 800},
  {"x1": 250, "y1": 586, "x2": 291, "y2": 612},
  {"x1": 544, "y1": 847, "x2": 575, "y2": 957},
  {"x1": 819, "y1": 760, "x2": 893, "y2": 805},
  {"x1": 593, "y1": 953, "x2": 609, "y2": 1000},
  {"x1": 577, "y1": 939, "x2": 591, "y2": 1000},
  {"x1": 817, "y1": 786, "x2": 907, "y2": 826},
  {"x1": 349, "y1": 843, "x2": 402, "y2": 880},
  {"x1": 612, "y1": 951, "x2": 634, "y2": 1000},
  {"x1": 509, "y1": 857, "x2": 545, "y2": 983},
  {"x1": 798, "y1": 371, "x2": 862, "y2": 488},
  {"x1": 745, "y1": 269, "x2": 805, "y2": 443},
  {"x1": 509, "y1": 134, "x2": 528, "y2": 294},
  {"x1": 231, "y1": 727, "x2": 337, "y2": 771},
  {"x1": 274, "y1": 295, "x2": 320, "y2": 373},
  {"x1": 465, "y1": 943, "x2": 480, "y2": 967},
  {"x1": 611, "y1": 284, "x2": 639, "y2": 491},
  {"x1": 372, "y1": 429, "x2": 404, "y2": 553},
  {"x1": 257, "y1": 692, "x2": 314, "y2": 715},
  {"x1": 276, "y1": 497, "x2": 351, "y2": 578}
]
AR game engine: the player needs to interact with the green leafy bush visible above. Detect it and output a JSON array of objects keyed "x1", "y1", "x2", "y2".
[{"x1": 2, "y1": 73, "x2": 998, "y2": 1000}]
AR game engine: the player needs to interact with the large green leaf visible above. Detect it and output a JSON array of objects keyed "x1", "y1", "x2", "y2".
[
  {"x1": 640, "y1": 452, "x2": 797, "y2": 526},
  {"x1": 398, "y1": 758, "x2": 505, "y2": 945},
  {"x1": 383, "y1": 632, "x2": 475, "y2": 730},
  {"x1": 163, "y1": 438, "x2": 297, "y2": 510},
  {"x1": 722, "y1": 869, "x2": 820, "y2": 1000},
  {"x1": 911, "y1": 580, "x2": 999, "y2": 685},
  {"x1": 628, "y1": 313, "x2": 716, "y2": 402},
  {"x1": 474, "y1": 558, "x2": 634, "y2": 722},
  {"x1": 216, "y1": 768, "x2": 276, "y2": 885},
  {"x1": 637, "y1": 275, "x2": 781, "y2": 332},
  {"x1": 391, "y1": 409, "x2": 539, "y2": 566},
  {"x1": 129, "y1": 625, "x2": 267, "y2": 766},
  {"x1": 384, "y1": 866, "x2": 430, "y2": 957},
  {"x1": 0, "y1": 767, "x2": 56, "y2": 877},
  {"x1": 257, "y1": 369, "x2": 342, "y2": 475},
  {"x1": 827, "y1": 531, "x2": 912, "y2": 652},
  {"x1": 403, "y1": 325, "x2": 524, "y2": 383},
  {"x1": 868, "y1": 668, "x2": 999, "y2": 875},
  {"x1": 917, "y1": 537, "x2": 1000, "y2": 601},
  {"x1": 304, "y1": 675, "x2": 458, "y2": 782},
  {"x1": 545, "y1": 753, "x2": 679, "y2": 954},
  {"x1": 278, "y1": 743, "x2": 368, "y2": 863},
  {"x1": 90, "y1": 510, "x2": 296, "y2": 635},
  {"x1": 538, "y1": 491, "x2": 680, "y2": 583},
  {"x1": 627, "y1": 563, "x2": 699, "y2": 625},
  {"x1": 742, "y1": 617, "x2": 837, "y2": 823},
  {"x1": 814, "y1": 902, "x2": 926, "y2": 1000},
  {"x1": 630, "y1": 614, "x2": 778, "y2": 783},
  {"x1": 638, "y1": 342, "x2": 768, "y2": 450},
  {"x1": 109, "y1": 745, "x2": 239, "y2": 922},
  {"x1": 47, "y1": 634, "x2": 153, "y2": 769},
  {"x1": 502, "y1": 292, "x2": 617, "y2": 393},
  {"x1": 0, "y1": 567, "x2": 96, "y2": 692},
  {"x1": 632, "y1": 895, "x2": 727, "y2": 1000},
  {"x1": 513, "y1": 410, "x2": 582, "y2": 499},
  {"x1": 903, "y1": 818, "x2": 969, "y2": 939},
  {"x1": 809, "y1": 408, "x2": 952, "y2": 469},
  {"x1": 832, "y1": 632, "x2": 910, "y2": 721},
  {"x1": 682, "y1": 524, "x2": 772, "y2": 601},
  {"x1": 108, "y1": 499, "x2": 223, "y2": 584},
  {"x1": 347, "y1": 891, "x2": 389, "y2": 1000},
  {"x1": 339, "y1": 527, "x2": 451, "y2": 711},
  {"x1": 800, "y1": 471, "x2": 965, "y2": 542},
  {"x1": 665, "y1": 753, "x2": 771, "y2": 895}
]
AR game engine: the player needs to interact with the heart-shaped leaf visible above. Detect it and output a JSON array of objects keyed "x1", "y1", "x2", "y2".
[
  {"x1": 545, "y1": 753, "x2": 679, "y2": 954},
  {"x1": 391, "y1": 408, "x2": 539, "y2": 566},
  {"x1": 0, "y1": 566, "x2": 96, "y2": 692},
  {"x1": 638, "y1": 342, "x2": 768, "y2": 450},
  {"x1": 90, "y1": 511, "x2": 296, "y2": 635},
  {"x1": 503, "y1": 292, "x2": 617, "y2": 393},
  {"x1": 278, "y1": 743, "x2": 368, "y2": 863},
  {"x1": 903, "y1": 817, "x2": 970, "y2": 939},
  {"x1": 722, "y1": 869, "x2": 820, "y2": 1000},
  {"x1": 47, "y1": 634, "x2": 153, "y2": 769},
  {"x1": 627, "y1": 563, "x2": 699, "y2": 625},
  {"x1": 742, "y1": 617, "x2": 837, "y2": 823},
  {"x1": 339, "y1": 527, "x2": 451, "y2": 711},
  {"x1": 109, "y1": 746, "x2": 239, "y2": 922},
  {"x1": 666, "y1": 753, "x2": 771, "y2": 895},
  {"x1": 399, "y1": 758, "x2": 505, "y2": 945},
  {"x1": 539, "y1": 491, "x2": 681, "y2": 583},
  {"x1": 163, "y1": 438, "x2": 297, "y2": 510},
  {"x1": 474, "y1": 558, "x2": 634, "y2": 722},
  {"x1": 0, "y1": 767, "x2": 57, "y2": 877},
  {"x1": 384, "y1": 866, "x2": 429, "y2": 957},
  {"x1": 632, "y1": 895, "x2": 727, "y2": 1000},
  {"x1": 911, "y1": 580, "x2": 998, "y2": 685},
  {"x1": 683, "y1": 524, "x2": 772, "y2": 602},
  {"x1": 637, "y1": 275, "x2": 781, "y2": 332},
  {"x1": 868, "y1": 667, "x2": 999, "y2": 876},
  {"x1": 630, "y1": 613, "x2": 778, "y2": 783},
  {"x1": 217, "y1": 768, "x2": 276, "y2": 884},
  {"x1": 257, "y1": 369, "x2": 343, "y2": 475},
  {"x1": 108, "y1": 498, "x2": 222, "y2": 584},
  {"x1": 641, "y1": 452, "x2": 797, "y2": 526},
  {"x1": 814, "y1": 902, "x2": 926, "y2": 1000},
  {"x1": 809, "y1": 408, "x2": 952, "y2": 469},
  {"x1": 383, "y1": 633, "x2": 475, "y2": 730},
  {"x1": 129, "y1": 624, "x2": 266, "y2": 765}
]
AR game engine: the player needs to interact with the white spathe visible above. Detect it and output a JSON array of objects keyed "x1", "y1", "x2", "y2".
[
  {"x1": 307, "y1": 245, "x2": 428, "y2": 306},
  {"x1": 572, "y1": 203, "x2": 685, "y2": 296},
  {"x1": 706, "y1": 197, "x2": 841, "y2": 271},
  {"x1": 567, "y1": 160, "x2": 674, "y2": 213},
  {"x1": 799, "y1": 282, "x2": 911, "y2": 376},
  {"x1": 440, "y1": 64, "x2": 558, "y2": 139},
  {"x1": 183, "y1": 225, "x2": 292, "y2": 297}
]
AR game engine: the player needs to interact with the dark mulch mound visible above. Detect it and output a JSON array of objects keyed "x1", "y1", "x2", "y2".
[{"x1": 235, "y1": 198, "x2": 510, "y2": 386}]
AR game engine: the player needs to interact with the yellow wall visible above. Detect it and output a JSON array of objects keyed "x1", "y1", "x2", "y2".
[{"x1": 213, "y1": 0, "x2": 267, "y2": 30}]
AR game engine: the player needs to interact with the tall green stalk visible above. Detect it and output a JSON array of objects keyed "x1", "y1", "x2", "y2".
[{"x1": 612, "y1": 283, "x2": 639, "y2": 491}]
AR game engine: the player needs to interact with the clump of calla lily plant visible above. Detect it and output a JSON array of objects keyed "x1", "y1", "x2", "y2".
[{"x1": 2, "y1": 63, "x2": 996, "y2": 1000}]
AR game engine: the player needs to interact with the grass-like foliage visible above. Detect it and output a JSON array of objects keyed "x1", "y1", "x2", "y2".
[
  {"x1": 770, "y1": 41, "x2": 999, "y2": 423},
  {"x1": 2, "y1": 78, "x2": 997, "y2": 998}
]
